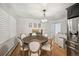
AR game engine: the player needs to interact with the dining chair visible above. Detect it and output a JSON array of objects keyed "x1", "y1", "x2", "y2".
[
  {"x1": 28, "y1": 41, "x2": 41, "y2": 56},
  {"x1": 32, "y1": 33, "x2": 37, "y2": 36},
  {"x1": 41, "y1": 41, "x2": 53, "y2": 56},
  {"x1": 17, "y1": 38, "x2": 28, "y2": 55},
  {"x1": 41, "y1": 42, "x2": 51, "y2": 51},
  {"x1": 43, "y1": 34, "x2": 48, "y2": 37},
  {"x1": 20, "y1": 33, "x2": 26, "y2": 39}
]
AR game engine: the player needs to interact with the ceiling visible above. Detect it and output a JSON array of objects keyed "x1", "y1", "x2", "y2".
[{"x1": 0, "y1": 3, "x2": 74, "y2": 20}]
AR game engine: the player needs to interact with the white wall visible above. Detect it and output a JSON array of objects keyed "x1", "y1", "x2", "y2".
[
  {"x1": 0, "y1": 8, "x2": 16, "y2": 44},
  {"x1": 16, "y1": 18, "x2": 51, "y2": 36},
  {"x1": 16, "y1": 18, "x2": 39, "y2": 35}
]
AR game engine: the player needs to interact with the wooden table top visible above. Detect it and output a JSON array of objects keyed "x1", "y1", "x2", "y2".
[{"x1": 23, "y1": 36, "x2": 48, "y2": 44}]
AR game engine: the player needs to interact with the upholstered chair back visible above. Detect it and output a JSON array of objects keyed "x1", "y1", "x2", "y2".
[
  {"x1": 21, "y1": 34, "x2": 26, "y2": 39},
  {"x1": 18, "y1": 38, "x2": 23, "y2": 46},
  {"x1": 29, "y1": 41, "x2": 40, "y2": 52}
]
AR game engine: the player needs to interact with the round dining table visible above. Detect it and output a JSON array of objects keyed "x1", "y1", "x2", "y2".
[{"x1": 22, "y1": 35, "x2": 48, "y2": 44}]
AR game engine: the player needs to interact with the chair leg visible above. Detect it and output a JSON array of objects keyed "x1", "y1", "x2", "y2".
[
  {"x1": 17, "y1": 48, "x2": 21, "y2": 56},
  {"x1": 28, "y1": 50, "x2": 30, "y2": 56},
  {"x1": 19, "y1": 49, "x2": 23, "y2": 56},
  {"x1": 38, "y1": 50, "x2": 41, "y2": 56},
  {"x1": 26, "y1": 50, "x2": 29, "y2": 56},
  {"x1": 23, "y1": 50, "x2": 28, "y2": 56},
  {"x1": 23, "y1": 51, "x2": 25, "y2": 56},
  {"x1": 21, "y1": 50, "x2": 24, "y2": 56}
]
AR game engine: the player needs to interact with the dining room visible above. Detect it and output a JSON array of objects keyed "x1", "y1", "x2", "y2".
[{"x1": 0, "y1": 3, "x2": 79, "y2": 56}]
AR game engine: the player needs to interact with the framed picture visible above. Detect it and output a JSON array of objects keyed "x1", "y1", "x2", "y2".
[
  {"x1": 34, "y1": 23, "x2": 37, "y2": 28},
  {"x1": 29, "y1": 23, "x2": 32, "y2": 28},
  {"x1": 38, "y1": 23, "x2": 41, "y2": 28}
]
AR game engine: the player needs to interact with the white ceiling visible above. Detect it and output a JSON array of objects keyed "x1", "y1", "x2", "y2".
[{"x1": 0, "y1": 3, "x2": 74, "y2": 20}]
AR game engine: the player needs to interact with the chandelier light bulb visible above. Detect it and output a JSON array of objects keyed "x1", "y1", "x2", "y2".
[{"x1": 41, "y1": 9, "x2": 47, "y2": 23}]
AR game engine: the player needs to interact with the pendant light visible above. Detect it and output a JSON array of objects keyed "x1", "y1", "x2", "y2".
[{"x1": 41, "y1": 9, "x2": 47, "y2": 23}]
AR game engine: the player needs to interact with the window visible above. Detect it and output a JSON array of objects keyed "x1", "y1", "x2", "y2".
[
  {"x1": 29, "y1": 23, "x2": 32, "y2": 28},
  {"x1": 38, "y1": 23, "x2": 41, "y2": 28},
  {"x1": 55, "y1": 23, "x2": 61, "y2": 34},
  {"x1": 34, "y1": 23, "x2": 37, "y2": 28}
]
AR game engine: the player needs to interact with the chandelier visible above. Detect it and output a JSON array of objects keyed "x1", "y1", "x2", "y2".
[{"x1": 41, "y1": 9, "x2": 47, "y2": 23}]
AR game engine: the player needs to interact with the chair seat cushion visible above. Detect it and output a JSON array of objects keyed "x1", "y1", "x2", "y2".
[
  {"x1": 21, "y1": 34, "x2": 26, "y2": 39},
  {"x1": 41, "y1": 44, "x2": 51, "y2": 51},
  {"x1": 24, "y1": 45, "x2": 29, "y2": 51}
]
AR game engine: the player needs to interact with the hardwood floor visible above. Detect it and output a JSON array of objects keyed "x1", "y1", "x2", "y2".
[
  {"x1": 11, "y1": 43, "x2": 28, "y2": 56},
  {"x1": 52, "y1": 41, "x2": 67, "y2": 56},
  {"x1": 10, "y1": 41, "x2": 67, "y2": 56}
]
